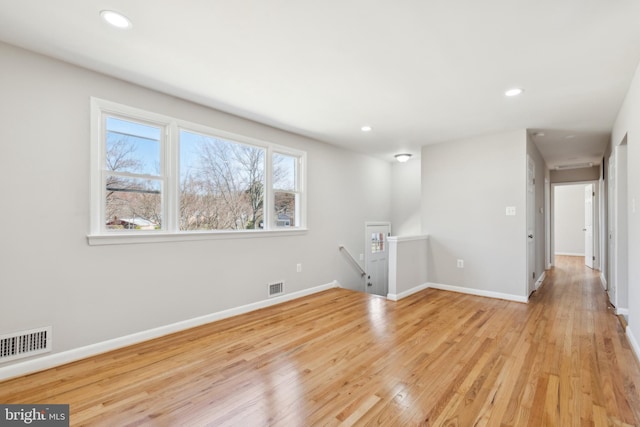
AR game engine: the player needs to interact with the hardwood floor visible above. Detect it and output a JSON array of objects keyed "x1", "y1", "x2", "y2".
[{"x1": 1, "y1": 255, "x2": 639, "y2": 426}]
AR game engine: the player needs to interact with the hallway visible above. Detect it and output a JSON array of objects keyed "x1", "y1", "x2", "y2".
[{"x1": 524, "y1": 255, "x2": 640, "y2": 425}]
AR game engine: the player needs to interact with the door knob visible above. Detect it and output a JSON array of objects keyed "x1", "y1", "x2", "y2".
[{"x1": 528, "y1": 234, "x2": 533, "y2": 238}]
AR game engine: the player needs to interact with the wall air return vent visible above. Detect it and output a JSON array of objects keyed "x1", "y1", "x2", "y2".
[
  {"x1": 0, "y1": 327, "x2": 52, "y2": 363},
  {"x1": 268, "y1": 281, "x2": 285, "y2": 298}
]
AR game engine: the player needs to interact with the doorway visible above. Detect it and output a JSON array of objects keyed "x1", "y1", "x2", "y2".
[
  {"x1": 551, "y1": 182, "x2": 599, "y2": 270},
  {"x1": 364, "y1": 222, "x2": 391, "y2": 296}
]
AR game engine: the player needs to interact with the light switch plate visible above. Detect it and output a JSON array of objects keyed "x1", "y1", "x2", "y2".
[{"x1": 506, "y1": 206, "x2": 516, "y2": 216}]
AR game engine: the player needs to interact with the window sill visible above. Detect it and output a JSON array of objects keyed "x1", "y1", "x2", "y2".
[{"x1": 87, "y1": 228, "x2": 308, "y2": 246}]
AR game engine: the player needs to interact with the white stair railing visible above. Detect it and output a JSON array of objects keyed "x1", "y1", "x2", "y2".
[{"x1": 338, "y1": 245, "x2": 367, "y2": 278}]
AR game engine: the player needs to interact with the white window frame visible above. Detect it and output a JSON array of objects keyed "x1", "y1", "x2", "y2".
[
  {"x1": 89, "y1": 98, "x2": 307, "y2": 245},
  {"x1": 272, "y1": 150, "x2": 305, "y2": 229}
]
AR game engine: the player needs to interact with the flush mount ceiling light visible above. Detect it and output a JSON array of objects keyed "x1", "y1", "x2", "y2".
[
  {"x1": 394, "y1": 153, "x2": 412, "y2": 163},
  {"x1": 361, "y1": 125, "x2": 372, "y2": 132},
  {"x1": 505, "y1": 88, "x2": 524, "y2": 97},
  {"x1": 100, "y1": 10, "x2": 132, "y2": 29}
]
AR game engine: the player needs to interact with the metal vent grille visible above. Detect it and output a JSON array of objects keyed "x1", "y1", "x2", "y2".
[
  {"x1": 268, "y1": 281, "x2": 284, "y2": 298},
  {"x1": 0, "y1": 327, "x2": 52, "y2": 363}
]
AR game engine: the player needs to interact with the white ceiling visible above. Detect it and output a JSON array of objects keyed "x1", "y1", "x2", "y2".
[{"x1": 1, "y1": 0, "x2": 640, "y2": 165}]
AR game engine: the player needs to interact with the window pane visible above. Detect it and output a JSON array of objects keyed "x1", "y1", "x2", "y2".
[
  {"x1": 274, "y1": 191, "x2": 297, "y2": 227},
  {"x1": 273, "y1": 153, "x2": 297, "y2": 191},
  {"x1": 106, "y1": 117, "x2": 161, "y2": 176},
  {"x1": 179, "y1": 130, "x2": 265, "y2": 230},
  {"x1": 105, "y1": 176, "x2": 161, "y2": 231},
  {"x1": 371, "y1": 232, "x2": 384, "y2": 253}
]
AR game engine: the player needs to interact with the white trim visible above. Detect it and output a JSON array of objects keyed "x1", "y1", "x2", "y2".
[
  {"x1": 387, "y1": 234, "x2": 429, "y2": 242},
  {"x1": 627, "y1": 327, "x2": 640, "y2": 363},
  {"x1": 554, "y1": 252, "x2": 586, "y2": 257},
  {"x1": 427, "y1": 282, "x2": 528, "y2": 303},
  {"x1": 88, "y1": 228, "x2": 308, "y2": 246},
  {"x1": 534, "y1": 271, "x2": 546, "y2": 291},
  {"x1": 0, "y1": 281, "x2": 339, "y2": 382},
  {"x1": 600, "y1": 273, "x2": 607, "y2": 291},
  {"x1": 387, "y1": 283, "x2": 430, "y2": 301},
  {"x1": 617, "y1": 307, "x2": 629, "y2": 316}
]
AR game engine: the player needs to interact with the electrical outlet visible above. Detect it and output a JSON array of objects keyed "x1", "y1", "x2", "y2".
[
  {"x1": 457, "y1": 259, "x2": 464, "y2": 268},
  {"x1": 296, "y1": 263, "x2": 302, "y2": 273}
]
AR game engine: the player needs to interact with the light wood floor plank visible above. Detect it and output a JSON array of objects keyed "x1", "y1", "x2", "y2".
[{"x1": 1, "y1": 255, "x2": 639, "y2": 426}]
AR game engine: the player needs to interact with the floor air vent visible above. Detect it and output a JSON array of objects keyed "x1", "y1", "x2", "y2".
[
  {"x1": 268, "y1": 281, "x2": 285, "y2": 298},
  {"x1": 0, "y1": 327, "x2": 52, "y2": 363}
]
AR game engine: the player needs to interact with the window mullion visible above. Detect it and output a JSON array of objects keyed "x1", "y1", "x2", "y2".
[
  {"x1": 265, "y1": 146, "x2": 273, "y2": 230},
  {"x1": 105, "y1": 170, "x2": 163, "y2": 181},
  {"x1": 165, "y1": 123, "x2": 179, "y2": 232}
]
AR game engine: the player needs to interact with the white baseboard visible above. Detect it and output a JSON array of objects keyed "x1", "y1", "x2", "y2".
[
  {"x1": 387, "y1": 283, "x2": 430, "y2": 301},
  {"x1": 0, "y1": 281, "x2": 339, "y2": 382},
  {"x1": 627, "y1": 327, "x2": 640, "y2": 363},
  {"x1": 617, "y1": 307, "x2": 629, "y2": 316},
  {"x1": 535, "y1": 271, "x2": 546, "y2": 290},
  {"x1": 427, "y1": 282, "x2": 528, "y2": 303},
  {"x1": 555, "y1": 252, "x2": 585, "y2": 257},
  {"x1": 600, "y1": 273, "x2": 607, "y2": 291}
]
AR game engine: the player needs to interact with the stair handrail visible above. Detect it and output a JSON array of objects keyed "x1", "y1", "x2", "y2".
[{"x1": 338, "y1": 245, "x2": 367, "y2": 277}]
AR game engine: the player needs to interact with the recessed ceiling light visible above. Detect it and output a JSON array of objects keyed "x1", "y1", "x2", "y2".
[
  {"x1": 361, "y1": 125, "x2": 372, "y2": 132},
  {"x1": 505, "y1": 88, "x2": 524, "y2": 97},
  {"x1": 534, "y1": 132, "x2": 545, "y2": 137},
  {"x1": 100, "y1": 10, "x2": 132, "y2": 29}
]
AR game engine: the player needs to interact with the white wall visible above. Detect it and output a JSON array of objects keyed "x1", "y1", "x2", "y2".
[
  {"x1": 390, "y1": 159, "x2": 421, "y2": 236},
  {"x1": 0, "y1": 42, "x2": 391, "y2": 369},
  {"x1": 611, "y1": 59, "x2": 640, "y2": 355},
  {"x1": 387, "y1": 235, "x2": 429, "y2": 300},
  {"x1": 421, "y1": 130, "x2": 528, "y2": 300},
  {"x1": 550, "y1": 166, "x2": 600, "y2": 183},
  {"x1": 554, "y1": 184, "x2": 586, "y2": 256}
]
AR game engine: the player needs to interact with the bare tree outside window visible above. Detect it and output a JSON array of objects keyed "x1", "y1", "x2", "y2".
[
  {"x1": 273, "y1": 153, "x2": 298, "y2": 227},
  {"x1": 179, "y1": 131, "x2": 265, "y2": 230},
  {"x1": 104, "y1": 117, "x2": 162, "y2": 230}
]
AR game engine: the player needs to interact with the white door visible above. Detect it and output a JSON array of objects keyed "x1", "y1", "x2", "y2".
[
  {"x1": 608, "y1": 155, "x2": 616, "y2": 303},
  {"x1": 365, "y1": 222, "x2": 390, "y2": 296},
  {"x1": 527, "y1": 156, "x2": 536, "y2": 294},
  {"x1": 584, "y1": 184, "x2": 594, "y2": 269}
]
